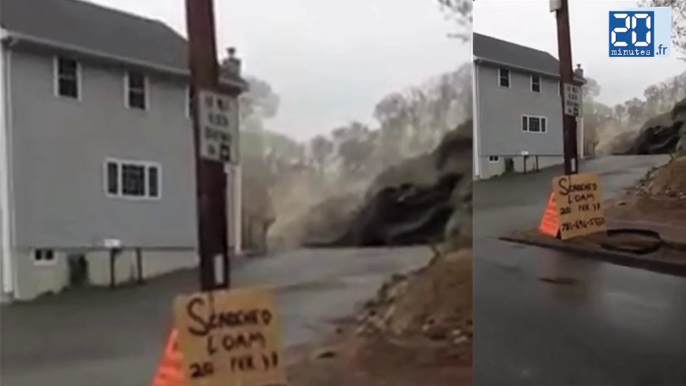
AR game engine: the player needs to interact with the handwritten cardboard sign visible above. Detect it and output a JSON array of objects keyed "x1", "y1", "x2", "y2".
[
  {"x1": 173, "y1": 288, "x2": 287, "y2": 386},
  {"x1": 552, "y1": 173, "x2": 607, "y2": 240}
]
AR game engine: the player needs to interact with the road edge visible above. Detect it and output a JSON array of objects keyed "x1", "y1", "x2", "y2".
[{"x1": 499, "y1": 236, "x2": 686, "y2": 278}]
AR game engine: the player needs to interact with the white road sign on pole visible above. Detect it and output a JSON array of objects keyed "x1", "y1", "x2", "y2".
[
  {"x1": 197, "y1": 89, "x2": 239, "y2": 164},
  {"x1": 563, "y1": 83, "x2": 582, "y2": 118}
]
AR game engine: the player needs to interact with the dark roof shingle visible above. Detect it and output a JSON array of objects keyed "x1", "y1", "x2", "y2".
[
  {"x1": 1, "y1": 0, "x2": 247, "y2": 89},
  {"x1": 1, "y1": 0, "x2": 189, "y2": 71},
  {"x1": 473, "y1": 33, "x2": 560, "y2": 76}
]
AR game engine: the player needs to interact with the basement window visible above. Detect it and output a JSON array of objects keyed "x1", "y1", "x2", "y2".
[
  {"x1": 34, "y1": 249, "x2": 55, "y2": 265},
  {"x1": 488, "y1": 156, "x2": 500, "y2": 163}
]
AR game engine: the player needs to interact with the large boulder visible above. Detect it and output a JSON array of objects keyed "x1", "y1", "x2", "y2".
[
  {"x1": 622, "y1": 98, "x2": 686, "y2": 155},
  {"x1": 365, "y1": 153, "x2": 438, "y2": 200},
  {"x1": 366, "y1": 119, "x2": 473, "y2": 199},
  {"x1": 307, "y1": 120, "x2": 473, "y2": 247}
]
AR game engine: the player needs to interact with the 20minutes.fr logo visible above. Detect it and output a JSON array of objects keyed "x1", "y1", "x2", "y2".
[{"x1": 609, "y1": 7, "x2": 673, "y2": 58}]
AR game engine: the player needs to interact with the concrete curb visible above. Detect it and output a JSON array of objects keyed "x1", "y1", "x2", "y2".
[{"x1": 499, "y1": 236, "x2": 686, "y2": 278}]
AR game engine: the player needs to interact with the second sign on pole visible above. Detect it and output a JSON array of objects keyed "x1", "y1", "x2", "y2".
[{"x1": 198, "y1": 89, "x2": 240, "y2": 165}]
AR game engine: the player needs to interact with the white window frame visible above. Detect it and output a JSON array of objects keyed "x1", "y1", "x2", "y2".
[
  {"x1": 521, "y1": 114, "x2": 548, "y2": 134},
  {"x1": 104, "y1": 158, "x2": 162, "y2": 200},
  {"x1": 53, "y1": 56, "x2": 82, "y2": 100},
  {"x1": 498, "y1": 68, "x2": 510, "y2": 88},
  {"x1": 530, "y1": 75, "x2": 541, "y2": 93},
  {"x1": 33, "y1": 249, "x2": 56, "y2": 266},
  {"x1": 125, "y1": 71, "x2": 149, "y2": 110},
  {"x1": 488, "y1": 156, "x2": 500, "y2": 163}
]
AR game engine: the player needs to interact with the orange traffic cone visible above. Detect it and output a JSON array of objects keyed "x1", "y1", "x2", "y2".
[
  {"x1": 152, "y1": 329, "x2": 185, "y2": 386},
  {"x1": 539, "y1": 191, "x2": 560, "y2": 238}
]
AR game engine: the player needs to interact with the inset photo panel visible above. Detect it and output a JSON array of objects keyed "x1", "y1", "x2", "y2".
[{"x1": 473, "y1": 0, "x2": 686, "y2": 385}]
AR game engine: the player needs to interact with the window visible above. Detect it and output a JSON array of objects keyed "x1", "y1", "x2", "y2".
[
  {"x1": 34, "y1": 249, "x2": 55, "y2": 265},
  {"x1": 529, "y1": 117, "x2": 541, "y2": 132},
  {"x1": 147, "y1": 166, "x2": 159, "y2": 198},
  {"x1": 488, "y1": 156, "x2": 500, "y2": 163},
  {"x1": 126, "y1": 72, "x2": 147, "y2": 110},
  {"x1": 558, "y1": 81, "x2": 562, "y2": 96},
  {"x1": 55, "y1": 57, "x2": 79, "y2": 99},
  {"x1": 106, "y1": 161, "x2": 119, "y2": 195},
  {"x1": 499, "y1": 68, "x2": 510, "y2": 87},
  {"x1": 522, "y1": 115, "x2": 548, "y2": 133},
  {"x1": 105, "y1": 159, "x2": 161, "y2": 199},
  {"x1": 186, "y1": 86, "x2": 195, "y2": 119},
  {"x1": 122, "y1": 164, "x2": 146, "y2": 196},
  {"x1": 531, "y1": 75, "x2": 541, "y2": 93}
]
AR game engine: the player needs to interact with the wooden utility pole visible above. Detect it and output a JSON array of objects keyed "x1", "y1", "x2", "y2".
[
  {"x1": 554, "y1": 0, "x2": 579, "y2": 175},
  {"x1": 185, "y1": 0, "x2": 231, "y2": 291}
]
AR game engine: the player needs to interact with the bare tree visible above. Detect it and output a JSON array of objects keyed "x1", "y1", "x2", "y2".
[
  {"x1": 310, "y1": 135, "x2": 334, "y2": 174},
  {"x1": 239, "y1": 76, "x2": 281, "y2": 123},
  {"x1": 582, "y1": 77, "x2": 601, "y2": 101},
  {"x1": 436, "y1": 0, "x2": 473, "y2": 41},
  {"x1": 231, "y1": 76, "x2": 282, "y2": 159},
  {"x1": 339, "y1": 136, "x2": 374, "y2": 176},
  {"x1": 639, "y1": 0, "x2": 686, "y2": 59}
]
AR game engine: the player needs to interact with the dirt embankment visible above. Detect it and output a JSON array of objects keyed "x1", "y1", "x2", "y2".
[
  {"x1": 628, "y1": 156, "x2": 686, "y2": 202},
  {"x1": 288, "y1": 248, "x2": 473, "y2": 386},
  {"x1": 605, "y1": 155, "x2": 686, "y2": 235},
  {"x1": 356, "y1": 249, "x2": 472, "y2": 343}
]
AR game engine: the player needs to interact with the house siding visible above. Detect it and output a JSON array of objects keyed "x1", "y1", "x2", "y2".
[
  {"x1": 476, "y1": 62, "x2": 564, "y2": 157},
  {"x1": 478, "y1": 155, "x2": 564, "y2": 180},
  {"x1": 4, "y1": 46, "x2": 203, "y2": 300},
  {"x1": 9, "y1": 47, "x2": 197, "y2": 249}
]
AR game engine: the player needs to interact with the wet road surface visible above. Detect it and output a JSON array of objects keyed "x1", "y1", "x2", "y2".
[
  {"x1": 474, "y1": 155, "x2": 686, "y2": 385},
  {"x1": 0, "y1": 247, "x2": 430, "y2": 386}
]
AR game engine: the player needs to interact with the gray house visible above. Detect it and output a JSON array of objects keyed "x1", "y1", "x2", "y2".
[
  {"x1": 0, "y1": 0, "x2": 246, "y2": 302},
  {"x1": 472, "y1": 33, "x2": 586, "y2": 180}
]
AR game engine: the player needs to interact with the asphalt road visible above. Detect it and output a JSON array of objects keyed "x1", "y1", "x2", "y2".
[
  {"x1": 0, "y1": 247, "x2": 431, "y2": 386},
  {"x1": 473, "y1": 155, "x2": 686, "y2": 385}
]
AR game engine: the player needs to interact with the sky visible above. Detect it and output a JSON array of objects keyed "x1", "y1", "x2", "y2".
[
  {"x1": 474, "y1": 0, "x2": 684, "y2": 107},
  {"x1": 88, "y1": 0, "x2": 468, "y2": 140}
]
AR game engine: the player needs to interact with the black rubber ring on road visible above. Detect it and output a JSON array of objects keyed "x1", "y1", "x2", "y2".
[{"x1": 600, "y1": 228, "x2": 664, "y2": 255}]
